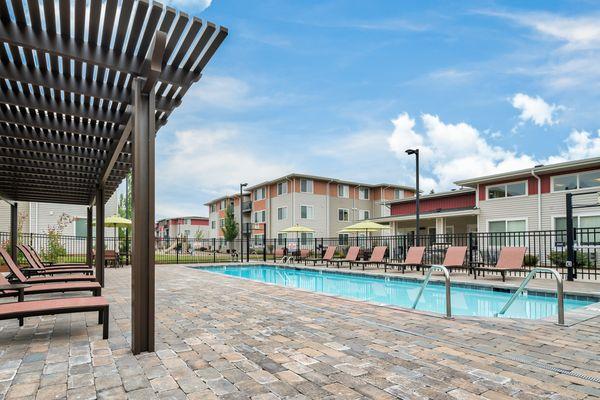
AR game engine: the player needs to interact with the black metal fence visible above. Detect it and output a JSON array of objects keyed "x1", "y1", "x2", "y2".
[{"x1": 1, "y1": 229, "x2": 599, "y2": 279}]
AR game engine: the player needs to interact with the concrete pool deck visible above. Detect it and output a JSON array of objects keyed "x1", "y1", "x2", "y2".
[{"x1": 1, "y1": 264, "x2": 600, "y2": 399}]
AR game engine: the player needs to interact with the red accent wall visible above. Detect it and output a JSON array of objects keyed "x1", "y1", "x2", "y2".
[
  {"x1": 191, "y1": 219, "x2": 208, "y2": 226},
  {"x1": 391, "y1": 192, "x2": 475, "y2": 216}
]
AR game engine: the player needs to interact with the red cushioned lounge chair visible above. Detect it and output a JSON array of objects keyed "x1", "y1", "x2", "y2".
[
  {"x1": 0, "y1": 247, "x2": 97, "y2": 284},
  {"x1": 327, "y1": 246, "x2": 360, "y2": 268},
  {"x1": 0, "y1": 297, "x2": 109, "y2": 338},
  {"x1": 23, "y1": 244, "x2": 89, "y2": 270},
  {"x1": 304, "y1": 246, "x2": 337, "y2": 266},
  {"x1": 349, "y1": 246, "x2": 387, "y2": 270},
  {"x1": 385, "y1": 246, "x2": 426, "y2": 273},
  {"x1": 17, "y1": 245, "x2": 94, "y2": 276},
  {"x1": 422, "y1": 246, "x2": 468, "y2": 274},
  {"x1": 0, "y1": 272, "x2": 101, "y2": 298},
  {"x1": 473, "y1": 247, "x2": 527, "y2": 282}
]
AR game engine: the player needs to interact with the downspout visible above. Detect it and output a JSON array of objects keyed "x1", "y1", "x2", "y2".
[{"x1": 531, "y1": 168, "x2": 542, "y2": 230}]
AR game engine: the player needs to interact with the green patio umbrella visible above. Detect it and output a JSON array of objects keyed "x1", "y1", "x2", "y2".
[{"x1": 94, "y1": 215, "x2": 132, "y2": 254}]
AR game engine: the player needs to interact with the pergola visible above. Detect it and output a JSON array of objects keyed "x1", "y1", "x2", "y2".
[{"x1": 0, "y1": 0, "x2": 226, "y2": 353}]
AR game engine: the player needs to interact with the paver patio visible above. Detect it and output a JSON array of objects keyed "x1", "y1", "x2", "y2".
[{"x1": 1, "y1": 264, "x2": 600, "y2": 399}]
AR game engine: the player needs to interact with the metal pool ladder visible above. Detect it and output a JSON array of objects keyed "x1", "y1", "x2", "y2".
[
  {"x1": 412, "y1": 265, "x2": 452, "y2": 318},
  {"x1": 495, "y1": 267, "x2": 564, "y2": 325}
]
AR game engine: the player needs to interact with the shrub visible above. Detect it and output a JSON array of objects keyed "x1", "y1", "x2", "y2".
[
  {"x1": 523, "y1": 254, "x2": 538, "y2": 267},
  {"x1": 548, "y1": 251, "x2": 591, "y2": 268}
]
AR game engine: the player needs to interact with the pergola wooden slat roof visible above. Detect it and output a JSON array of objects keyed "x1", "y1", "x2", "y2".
[{"x1": 0, "y1": 0, "x2": 227, "y2": 205}]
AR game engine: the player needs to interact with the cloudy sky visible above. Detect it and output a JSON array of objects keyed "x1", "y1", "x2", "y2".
[{"x1": 145, "y1": 0, "x2": 600, "y2": 218}]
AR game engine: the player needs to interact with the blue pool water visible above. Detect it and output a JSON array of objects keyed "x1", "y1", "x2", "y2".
[{"x1": 198, "y1": 265, "x2": 596, "y2": 319}]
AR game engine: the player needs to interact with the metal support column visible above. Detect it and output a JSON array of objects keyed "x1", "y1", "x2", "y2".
[
  {"x1": 566, "y1": 193, "x2": 575, "y2": 281},
  {"x1": 86, "y1": 206, "x2": 93, "y2": 268},
  {"x1": 95, "y1": 187, "x2": 105, "y2": 287},
  {"x1": 10, "y1": 202, "x2": 17, "y2": 262},
  {"x1": 131, "y1": 76, "x2": 156, "y2": 354}
]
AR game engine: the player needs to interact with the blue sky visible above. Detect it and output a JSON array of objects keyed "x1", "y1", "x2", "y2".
[{"x1": 148, "y1": 0, "x2": 600, "y2": 218}]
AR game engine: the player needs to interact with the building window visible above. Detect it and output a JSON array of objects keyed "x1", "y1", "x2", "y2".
[
  {"x1": 219, "y1": 219, "x2": 224, "y2": 228},
  {"x1": 211, "y1": 221, "x2": 216, "y2": 229},
  {"x1": 300, "y1": 232, "x2": 314, "y2": 245},
  {"x1": 277, "y1": 182, "x2": 288, "y2": 195},
  {"x1": 338, "y1": 208, "x2": 349, "y2": 221},
  {"x1": 338, "y1": 184, "x2": 349, "y2": 198},
  {"x1": 358, "y1": 187, "x2": 369, "y2": 200},
  {"x1": 254, "y1": 187, "x2": 266, "y2": 200},
  {"x1": 553, "y1": 170, "x2": 600, "y2": 192},
  {"x1": 359, "y1": 210, "x2": 370, "y2": 220},
  {"x1": 338, "y1": 233, "x2": 349, "y2": 245},
  {"x1": 220, "y1": 200, "x2": 226, "y2": 210},
  {"x1": 253, "y1": 234, "x2": 264, "y2": 246},
  {"x1": 300, "y1": 205, "x2": 314, "y2": 219},
  {"x1": 300, "y1": 179, "x2": 313, "y2": 193},
  {"x1": 185, "y1": 218, "x2": 191, "y2": 225},
  {"x1": 487, "y1": 181, "x2": 527, "y2": 199},
  {"x1": 253, "y1": 210, "x2": 266, "y2": 223},
  {"x1": 488, "y1": 219, "x2": 527, "y2": 246},
  {"x1": 210, "y1": 204, "x2": 216, "y2": 213},
  {"x1": 277, "y1": 207, "x2": 287, "y2": 220},
  {"x1": 394, "y1": 188, "x2": 402, "y2": 199},
  {"x1": 555, "y1": 215, "x2": 600, "y2": 245},
  {"x1": 277, "y1": 233, "x2": 287, "y2": 245}
]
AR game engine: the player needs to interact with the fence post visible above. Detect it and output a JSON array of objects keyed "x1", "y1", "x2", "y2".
[
  {"x1": 176, "y1": 237, "x2": 180, "y2": 264},
  {"x1": 565, "y1": 193, "x2": 576, "y2": 281},
  {"x1": 246, "y1": 232, "x2": 250, "y2": 262},
  {"x1": 468, "y1": 232, "x2": 475, "y2": 275},
  {"x1": 212, "y1": 238, "x2": 216, "y2": 262},
  {"x1": 314, "y1": 237, "x2": 317, "y2": 258},
  {"x1": 263, "y1": 223, "x2": 267, "y2": 262}
]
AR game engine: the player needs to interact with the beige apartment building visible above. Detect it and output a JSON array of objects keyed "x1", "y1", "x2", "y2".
[
  {"x1": 205, "y1": 174, "x2": 414, "y2": 245},
  {"x1": 0, "y1": 195, "x2": 119, "y2": 236}
]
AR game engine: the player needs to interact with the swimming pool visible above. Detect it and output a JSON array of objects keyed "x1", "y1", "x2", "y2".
[{"x1": 198, "y1": 265, "x2": 596, "y2": 320}]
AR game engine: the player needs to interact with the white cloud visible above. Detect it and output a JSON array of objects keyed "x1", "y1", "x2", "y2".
[
  {"x1": 387, "y1": 113, "x2": 536, "y2": 191},
  {"x1": 511, "y1": 93, "x2": 562, "y2": 126},
  {"x1": 165, "y1": 0, "x2": 212, "y2": 11},
  {"x1": 189, "y1": 76, "x2": 270, "y2": 110},
  {"x1": 544, "y1": 129, "x2": 600, "y2": 164}
]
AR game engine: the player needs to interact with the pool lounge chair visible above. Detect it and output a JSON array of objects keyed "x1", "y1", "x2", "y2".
[
  {"x1": 0, "y1": 272, "x2": 101, "y2": 298},
  {"x1": 327, "y1": 246, "x2": 360, "y2": 268},
  {"x1": 304, "y1": 246, "x2": 337, "y2": 266},
  {"x1": 422, "y1": 246, "x2": 468, "y2": 274},
  {"x1": 384, "y1": 246, "x2": 425, "y2": 273},
  {"x1": 274, "y1": 248, "x2": 288, "y2": 263},
  {"x1": 473, "y1": 247, "x2": 527, "y2": 282},
  {"x1": 0, "y1": 297, "x2": 109, "y2": 337},
  {"x1": 349, "y1": 246, "x2": 387, "y2": 270},
  {"x1": 0, "y1": 248, "x2": 97, "y2": 284},
  {"x1": 18, "y1": 245, "x2": 94, "y2": 276},
  {"x1": 24, "y1": 244, "x2": 88, "y2": 269},
  {"x1": 294, "y1": 249, "x2": 310, "y2": 263}
]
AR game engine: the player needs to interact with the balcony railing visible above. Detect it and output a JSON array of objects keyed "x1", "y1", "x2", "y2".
[{"x1": 242, "y1": 201, "x2": 252, "y2": 212}]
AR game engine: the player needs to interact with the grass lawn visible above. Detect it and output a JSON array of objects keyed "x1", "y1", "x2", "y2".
[{"x1": 44, "y1": 252, "x2": 271, "y2": 265}]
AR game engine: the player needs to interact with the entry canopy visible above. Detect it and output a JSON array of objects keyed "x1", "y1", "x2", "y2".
[{"x1": 0, "y1": 0, "x2": 227, "y2": 205}]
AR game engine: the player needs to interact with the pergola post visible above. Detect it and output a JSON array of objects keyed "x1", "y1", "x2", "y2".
[
  {"x1": 95, "y1": 187, "x2": 105, "y2": 287},
  {"x1": 86, "y1": 206, "x2": 93, "y2": 268},
  {"x1": 131, "y1": 77, "x2": 156, "y2": 354},
  {"x1": 10, "y1": 202, "x2": 17, "y2": 262}
]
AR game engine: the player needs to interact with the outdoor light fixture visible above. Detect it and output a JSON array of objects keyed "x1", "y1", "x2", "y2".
[{"x1": 405, "y1": 149, "x2": 420, "y2": 245}]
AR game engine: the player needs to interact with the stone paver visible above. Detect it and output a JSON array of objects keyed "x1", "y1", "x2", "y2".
[{"x1": 0, "y1": 264, "x2": 599, "y2": 399}]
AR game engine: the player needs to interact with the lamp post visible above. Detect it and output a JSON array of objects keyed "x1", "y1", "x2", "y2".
[
  {"x1": 405, "y1": 149, "x2": 420, "y2": 246},
  {"x1": 240, "y1": 183, "x2": 248, "y2": 262}
]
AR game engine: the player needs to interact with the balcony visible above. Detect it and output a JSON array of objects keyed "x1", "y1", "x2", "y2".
[
  {"x1": 242, "y1": 223, "x2": 253, "y2": 234},
  {"x1": 242, "y1": 201, "x2": 252, "y2": 212}
]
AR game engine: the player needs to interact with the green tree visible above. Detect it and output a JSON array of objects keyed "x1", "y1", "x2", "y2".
[
  {"x1": 221, "y1": 205, "x2": 238, "y2": 243},
  {"x1": 117, "y1": 173, "x2": 132, "y2": 252}
]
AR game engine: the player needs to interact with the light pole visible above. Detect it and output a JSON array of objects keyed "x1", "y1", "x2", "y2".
[
  {"x1": 240, "y1": 182, "x2": 248, "y2": 261},
  {"x1": 405, "y1": 149, "x2": 420, "y2": 246}
]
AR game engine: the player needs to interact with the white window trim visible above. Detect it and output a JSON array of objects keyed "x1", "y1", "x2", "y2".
[
  {"x1": 338, "y1": 208, "x2": 349, "y2": 222},
  {"x1": 485, "y1": 180, "x2": 528, "y2": 201},
  {"x1": 551, "y1": 212, "x2": 600, "y2": 229},
  {"x1": 359, "y1": 209, "x2": 370, "y2": 220},
  {"x1": 551, "y1": 169, "x2": 600, "y2": 193},
  {"x1": 300, "y1": 179, "x2": 314, "y2": 194},
  {"x1": 358, "y1": 187, "x2": 370, "y2": 200},
  {"x1": 277, "y1": 182, "x2": 288, "y2": 196},
  {"x1": 300, "y1": 204, "x2": 314, "y2": 219},
  {"x1": 338, "y1": 184, "x2": 349, "y2": 198},
  {"x1": 277, "y1": 206, "x2": 288, "y2": 220},
  {"x1": 254, "y1": 187, "x2": 266, "y2": 201}
]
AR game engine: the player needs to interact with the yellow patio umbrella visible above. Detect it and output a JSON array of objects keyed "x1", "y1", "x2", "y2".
[
  {"x1": 338, "y1": 220, "x2": 388, "y2": 234},
  {"x1": 94, "y1": 215, "x2": 132, "y2": 252},
  {"x1": 280, "y1": 225, "x2": 315, "y2": 251}
]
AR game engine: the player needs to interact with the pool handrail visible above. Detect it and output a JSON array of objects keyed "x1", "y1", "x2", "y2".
[
  {"x1": 411, "y1": 265, "x2": 452, "y2": 318},
  {"x1": 495, "y1": 267, "x2": 564, "y2": 325}
]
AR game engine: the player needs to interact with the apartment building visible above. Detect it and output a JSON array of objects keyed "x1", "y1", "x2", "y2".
[
  {"x1": 205, "y1": 174, "x2": 415, "y2": 244},
  {"x1": 155, "y1": 217, "x2": 210, "y2": 240},
  {"x1": 378, "y1": 157, "x2": 600, "y2": 236},
  {"x1": 0, "y1": 195, "x2": 119, "y2": 236}
]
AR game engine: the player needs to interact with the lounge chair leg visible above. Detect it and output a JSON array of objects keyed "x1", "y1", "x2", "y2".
[
  {"x1": 502, "y1": 272, "x2": 505, "y2": 282},
  {"x1": 19, "y1": 317, "x2": 23, "y2": 327},
  {"x1": 102, "y1": 307, "x2": 109, "y2": 339}
]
